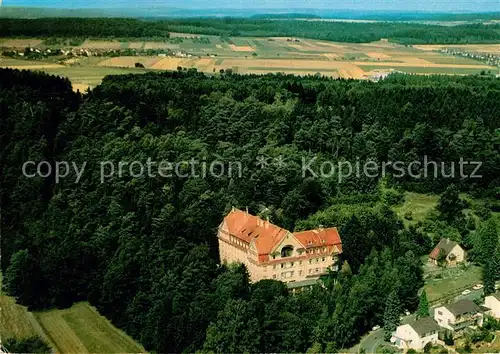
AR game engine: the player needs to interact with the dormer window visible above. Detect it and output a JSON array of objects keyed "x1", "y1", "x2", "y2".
[{"x1": 281, "y1": 245, "x2": 294, "y2": 258}]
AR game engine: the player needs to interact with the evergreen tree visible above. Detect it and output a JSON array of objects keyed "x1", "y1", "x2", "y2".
[
  {"x1": 416, "y1": 290, "x2": 430, "y2": 319},
  {"x1": 383, "y1": 291, "x2": 401, "y2": 341},
  {"x1": 474, "y1": 218, "x2": 499, "y2": 265},
  {"x1": 436, "y1": 184, "x2": 466, "y2": 223},
  {"x1": 483, "y1": 260, "x2": 496, "y2": 296}
]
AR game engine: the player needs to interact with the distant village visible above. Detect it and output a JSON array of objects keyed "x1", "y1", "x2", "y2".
[
  {"x1": 1, "y1": 46, "x2": 199, "y2": 60},
  {"x1": 437, "y1": 47, "x2": 500, "y2": 70}
]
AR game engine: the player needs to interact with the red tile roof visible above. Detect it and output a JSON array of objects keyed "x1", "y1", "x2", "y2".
[
  {"x1": 429, "y1": 238, "x2": 459, "y2": 260},
  {"x1": 294, "y1": 228, "x2": 342, "y2": 253},
  {"x1": 222, "y1": 208, "x2": 342, "y2": 262}
]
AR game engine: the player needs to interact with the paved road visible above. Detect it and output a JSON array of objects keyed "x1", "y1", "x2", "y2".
[{"x1": 358, "y1": 315, "x2": 415, "y2": 353}]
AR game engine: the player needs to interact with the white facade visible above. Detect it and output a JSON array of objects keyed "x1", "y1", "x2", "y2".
[
  {"x1": 434, "y1": 303, "x2": 483, "y2": 332},
  {"x1": 393, "y1": 323, "x2": 438, "y2": 350},
  {"x1": 484, "y1": 294, "x2": 500, "y2": 319}
]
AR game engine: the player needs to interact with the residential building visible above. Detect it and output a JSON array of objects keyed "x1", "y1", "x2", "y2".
[
  {"x1": 428, "y1": 238, "x2": 465, "y2": 266},
  {"x1": 434, "y1": 299, "x2": 484, "y2": 333},
  {"x1": 217, "y1": 208, "x2": 342, "y2": 286},
  {"x1": 484, "y1": 292, "x2": 500, "y2": 319},
  {"x1": 392, "y1": 317, "x2": 440, "y2": 351}
]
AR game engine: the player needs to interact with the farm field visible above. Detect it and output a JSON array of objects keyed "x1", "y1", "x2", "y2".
[
  {"x1": 1, "y1": 274, "x2": 145, "y2": 353},
  {"x1": 1, "y1": 35, "x2": 498, "y2": 88},
  {"x1": 33, "y1": 302, "x2": 145, "y2": 353},
  {"x1": 0, "y1": 289, "x2": 38, "y2": 341}
]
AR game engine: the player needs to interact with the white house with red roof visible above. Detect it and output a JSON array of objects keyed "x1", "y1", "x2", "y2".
[{"x1": 217, "y1": 208, "x2": 343, "y2": 287}]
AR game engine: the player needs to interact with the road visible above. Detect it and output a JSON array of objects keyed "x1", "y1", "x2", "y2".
[{"x1": 358, "y1": 315, "x2": 415, "y2": 353}]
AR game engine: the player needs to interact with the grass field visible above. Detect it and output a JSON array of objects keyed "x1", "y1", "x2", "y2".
[
  {"x1": 424, "y1": 265, "x2": 482, "y2": 303},
  {"x1": 0, "y1": 294, "x2": 38, "y2": 341},
  {"x1": 394, "y1": 192, "x2": 439, "y2": 226},
  {"x1": 34, "y1": 302, "x2": 145, "y2": 353}
]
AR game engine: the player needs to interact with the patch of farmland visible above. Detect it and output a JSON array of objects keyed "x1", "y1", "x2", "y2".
[
  {"x1": 34, "y1": 302, "x2": 145, "y2": 354},
  {"x1": 0, "y1": 58, "x2": 65, "y2": 70},
  {"x1": 128, "y1": 42, "x2": 145, "y2": 49},
  {"x1": 230, "y1": 38, "x2": 251, "y2": 46},
  {"x1": 0, "y1": 38, "x2": 43, "y2": 48},
  {"x1": 367, "y1": 52, "x2": 391, "y2": 59},
  {"x1": 323, "y1": 53, "x2": 340, "y2": 60},
  {"x1": 0, "y1": 293, "x2": 38, "y2": 340},
  {"x1": 42, "y1": 66, "x2": 151, "y2": 87},
  {"x1": 144, "y1": 42, "x2": 179, "y2": 50},
  {"x1": 229, "y1": 44, "x2": 255, "y2": 52},
  {"x1": 150, "y1": 57, "x2": 185, "y2": 70},
  {"x1": 424, "y1": 55, "x2": 484, "y2": 65},
  {"x1": 78, "y1": 40, "x2": 121, "y2": 50},
  {"x1": 98, "y1": 56, "x2": 161, "y2": 68}
]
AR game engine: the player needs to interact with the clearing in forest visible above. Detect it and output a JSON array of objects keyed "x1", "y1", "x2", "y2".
[{"x1": 34, "y1": 302, "x2": 145, "y2": 354}]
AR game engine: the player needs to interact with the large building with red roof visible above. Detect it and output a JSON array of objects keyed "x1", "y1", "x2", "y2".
[{"x1": 218, "y1": 208, "x2": 343, "y2": 285}]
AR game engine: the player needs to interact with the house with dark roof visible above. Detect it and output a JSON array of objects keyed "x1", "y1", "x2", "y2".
[
  {"x1": 218, "y1": 208, "x2": 342, "y2": 286},
  {"x1": 484, "y1": 292, "x2": 500, "y2": 319},
  {"x1": 392, "y1": 317, "x2": 440, "y2": 350},
  {"x1": 434, "y1": 299, "x2": 484, "y2": 333},
  {"x1": 428, "y1": 238, "x2": 465, "y2": 266}
]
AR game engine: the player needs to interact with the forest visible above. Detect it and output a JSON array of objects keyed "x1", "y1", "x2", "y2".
[
  {"x1": 1, "y1": 69, "x2": 499, "y2": 353},
  {"x1": 1, "y1": 17, "x2": 500, "y2": 43}
]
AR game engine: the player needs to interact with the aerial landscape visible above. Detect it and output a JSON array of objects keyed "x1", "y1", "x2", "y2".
[{"x1": 0, "y1": 0, "x2": 499, "y2": 353}]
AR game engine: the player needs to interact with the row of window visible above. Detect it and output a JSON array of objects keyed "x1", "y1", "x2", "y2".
[
  {"x1": 272, "y1": 257, "x2": 329, "y2": 270},
  {"x1": 272, "y1": 267, "x2": 328, "y2": 279}
]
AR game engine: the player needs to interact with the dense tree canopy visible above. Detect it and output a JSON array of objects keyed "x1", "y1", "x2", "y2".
[
  {"x1": 1, "y1": 18, "x2": 500, "y2": 44},
  {"x1": 1, "y1": 68, "x2": 499, "y2": 352}
]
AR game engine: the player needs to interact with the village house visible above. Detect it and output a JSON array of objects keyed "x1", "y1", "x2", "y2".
[
  {"x1": 434, "y1": 299, "x2": 484, "y2": 334},
  {"x1": 217, "y1": 208, "x2": 342, "y2": 288},
  {"x1": 484, "y1": 292, "x2": 500, "y2": 319},
  {"x1": 428, "y1": 238, "x2": 465, "y2": 266},
  {"x1": 392, "y1": 317, "x2": 440, "y2": 351}
]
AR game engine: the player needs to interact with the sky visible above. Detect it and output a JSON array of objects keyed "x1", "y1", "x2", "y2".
[{"x1": 2, "y1": 0, "x2": 500, "y2": 12}]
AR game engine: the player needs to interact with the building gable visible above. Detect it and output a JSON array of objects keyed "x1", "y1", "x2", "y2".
[
  {"x1": 269, "y1": 232, "x2": 305, "y2": 259},
  {"x1": 435, "y1": 306, "x2": 455, "y2": 321}
]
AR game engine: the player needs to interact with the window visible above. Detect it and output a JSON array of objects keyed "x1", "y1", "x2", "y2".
[
  {"x1": 315, "y1": 268, "x2": 319, "y2": 273},
  {"x1": 437, "y1": 311, "x2": 443, "y2": 315},
  {"x1": 281, "y1": 245, "x2": 294, "y2": 258},
  {"x1": 291, "y1": 271, "x2": 294, "y2": 276},
  {"x1": 273, "y1": 265, "x2": 276, "y2": 270},
  {"x1": 281, "y1": 263, "x2": 284, "y2": 268},
  {"x1": 309, "y1": 269, "x2": 312, "y2": 274},
  {"x1": 322, "y1": 257, "x2": 325, "y2": 262},
  {"x1": 291, "y1": 262, "x2": 294, "y2": 267},
  {"x1": 273, "y1": 274, "x2": 276, "y2": 279},
  {"x1": 299, "y1": 261, "x2": 302, "y2": 265},
  {"x1": 299, "y1": 271, "x2": 303, "y2": 276},
  {"x1": 309, "y1": 259, "x2": 312, "y2": 264}
]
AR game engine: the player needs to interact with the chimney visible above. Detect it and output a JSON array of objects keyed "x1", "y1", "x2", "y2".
[
  {"x1": 265, "y1": 216, "x2": 270, "y2": 229},
  {"x1": 246, "y1": 206, "x2": 249, "y2": 214},
  {"x1": 319, "y1": 224, "x2": 324, "y2": 231}
]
